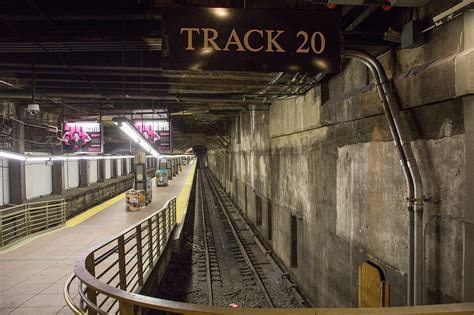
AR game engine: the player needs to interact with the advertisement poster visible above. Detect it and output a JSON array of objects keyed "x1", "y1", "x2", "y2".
[
  {"x1": 62, "y1": 121, "x2": 103, "y2": 153},
  {"x1": 133, "y1": 120, "x2": 172, "y2": 152}
]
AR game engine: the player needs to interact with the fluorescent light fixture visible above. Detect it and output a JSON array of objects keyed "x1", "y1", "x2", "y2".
[
  {"x1": 113, "y1": 117, "x2": 161, "y2": 158},
  {"x1": 0, "y1": 150, "x2": 135, "y2": 162},
  {"x1": 0, "y1": 151, "x2": 26, "y2": 161},
  {"x1": 26, "y1": 156, "x2": 51, "y2": 162},
  {"x1": 0, "y1": 80, "x2": 15, "y2": 87}
]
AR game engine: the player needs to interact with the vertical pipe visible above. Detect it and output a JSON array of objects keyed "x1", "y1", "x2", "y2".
[
  {"x1": 343, "y1": 50, "x2": 423, "y2": 305},
  {"x1": 31, "y1": 62, "x2": 36, "y2": 104},
  {"x1": 370, "y1": 57, "x2": 424, "y2": 306}
]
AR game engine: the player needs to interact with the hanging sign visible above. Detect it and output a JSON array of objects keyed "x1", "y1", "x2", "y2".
[
  {"x1": 62, "y1": 121, "x2": 103, "y2": 153},
  {"x1": 133, "y1": 120, "x2": 172, "y2": 152},
  {"x1": 162, "y1": 8, "x2": 341, "y2": 73}
]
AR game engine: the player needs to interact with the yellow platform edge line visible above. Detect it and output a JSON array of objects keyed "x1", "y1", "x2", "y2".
[
  {"x1": 65, "y1": 192, "x2": 126, "y2": 227},
  {"x1": 176, "y1": 162, "x2": 197, "y2": 224}
]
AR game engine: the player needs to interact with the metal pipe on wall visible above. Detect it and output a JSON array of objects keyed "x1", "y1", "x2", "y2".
[{"x1": 343, "y1": 49, "x2": 424, "y2": 306}]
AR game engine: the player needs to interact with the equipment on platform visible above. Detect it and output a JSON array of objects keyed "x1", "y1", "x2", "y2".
[
  {"x1": 126, "y1": 190, "x2": 145, "y2": 211},
  {"x1": 156, "y1": 158, "x2": 168, "y2": 187},
  {"x1": 127, "y1": 152, "x2": 153, "y2": 211}
]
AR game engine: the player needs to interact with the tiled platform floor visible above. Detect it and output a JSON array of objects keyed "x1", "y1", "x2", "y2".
[{"x1": 0, "y1": 161, "x2": 196, "y2": 314}]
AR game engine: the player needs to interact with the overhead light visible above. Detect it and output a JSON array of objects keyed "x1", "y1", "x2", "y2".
[
  {"x1": 112, "y1": 117, "x2": 161, "y2": 158},
  {"x1": 145, "y1": 37, "x2": 162, "y2": 51},
  {"x1": 212, "y1": 8, "x2": 229, "y2": 19},
  {"x1": 0, "y1": 150, "x2": 134, "y2": 162},
  {"x1": 383, "y1": 28, "x2": 401, "y2": 43},
  {"x1": 0, "y1": 80, "x2": 15, "y2": 88},
  {"x1": 0, "y1": 151, "x2": 26, "y2": 161}
]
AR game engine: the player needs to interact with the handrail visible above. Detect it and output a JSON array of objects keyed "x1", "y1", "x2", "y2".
[
  {"x1": 0, "y1": 198, "x2": 67, "y2": 248},
  {"x1": 64, "y1": 195, "x2": 474, "y2": 314}
]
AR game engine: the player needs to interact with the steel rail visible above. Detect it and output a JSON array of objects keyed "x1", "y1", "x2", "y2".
[
  {"x1": 203, "y1": 169, "x2": 274, "y2": 308},
  {"x1": 199, "y1": 172, "x2": 214, "y2": 306},
  {"x1": 206, "y1": 169, "x2": 310, "y2": 307}
]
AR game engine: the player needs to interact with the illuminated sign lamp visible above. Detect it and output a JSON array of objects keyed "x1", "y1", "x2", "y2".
[
  {"x1": 113, "y1": 117, "x2": 161, "y2": 158},
  {"x1": 0, "y1": 150, "x2": 134, "y2": 162}
]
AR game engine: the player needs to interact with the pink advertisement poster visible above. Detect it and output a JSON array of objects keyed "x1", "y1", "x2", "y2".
[
  {"x1": 133, "y1": 120, "x2": 171, "y2": 152},
  {"x1": 62, "y1": 121, "x2": 103, "y2": 153}
]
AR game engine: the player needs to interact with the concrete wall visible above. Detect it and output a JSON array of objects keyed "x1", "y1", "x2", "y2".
[
  {"x1": 25, "y1": 159, "x2": 53, "y2": 199},
  {"x1": 126, "y1": 158, "x2": 131, "y2": 174},
  {"x1": 63, "y1": 160, "x2": 79, "y2": 189},
  {"x1": 208, "y1": 10, "x2": 473, "y2": 307},
  {"x1": 105, "y1": 159, "x2": 111, "y2": 179},
  {"x1": 88, "y1": 160, "x2": 98, "y2": 184},
  {"x1": 117, "y1": 159, "x2": 123, "y2": 176}
]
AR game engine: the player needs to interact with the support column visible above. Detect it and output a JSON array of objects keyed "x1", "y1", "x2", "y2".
[
  {"x1": 461, "y1": 11, "x2": 474, "y2": 303},
  {"x1": 464, "y1": 95, "x2": 474, "y2": 302},
  {"x1": 122, "y1": 159, "x2": 127, "y2": 176},
  {"x1": 9, "y1": 120, "x2": 26, "y2": 204},
  {"x1": 167, "y1": 159, "x2": 172, "y2": 180},
  {"x1": 112, "y1": 159, "x2": 118, "y2": 179},
  {"x1": 97, "y1": 159, "x2": 105, "y2": 182},
  {"x1": 172, "y1": 158, "x2": 176, "y2": 177},
  {"x1": 79, "y1": 160, "x2": 89, "y2": 187},
  {"x1": 52, "y1": 147, "x2": 63, "y2": 195}
]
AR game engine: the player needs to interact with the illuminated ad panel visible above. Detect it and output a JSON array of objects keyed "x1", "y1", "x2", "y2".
[
  {"x1": 62, "y1": 121, "x2": 103, "y2": 153},
  {"x1": 133, "y1": 120, "x2": 172, "y2": 152}
]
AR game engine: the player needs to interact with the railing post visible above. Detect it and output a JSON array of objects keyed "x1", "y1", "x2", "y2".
[
  {"x1": 0, "y1": 212, "x2": 3, "y2": 247},
  {"x1": 147, "y1": 218, "x2": 153, "y2": 269},
  {"x1": 173, "y1": 198, "x2": 177, "y2": 225},
  {"x1": 118, "y1": 235, "x2": 128, "y2": 291},
  {"x1": 119, "y1": 300, "x2": 134, "y2": 315},
  {"x1": 156, "y1": 211, "x2": 165, "y2": 254},
  {"x1": 46, "y1": 203, "x2": 50, "y2": 229},
  {"x1": 160, "y1": 212, "x2": 165, "y2": 252},
  {"x1": 85, "y1": 253, "x2": 98, "y2": 315},
  {"x1": 25, "y1": 207, "x2": 30, "y2": 236},
  {"x1": 62, "y1": 201, "x2": 67, "y2": 224},
  {"x1": 136, "y1": 225, "x2": 144, "y2": 287}
]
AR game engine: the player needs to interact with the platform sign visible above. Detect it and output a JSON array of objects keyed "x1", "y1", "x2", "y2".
[
  {"x1": 62, "y1": 121, "x2": 103, "y2": 153},
  {"x1": 133, "y1": 120, "x2": 172, "y2": 152},
  {"x1": 162, "y1": 8, "x2": 341, "y2": 73}
]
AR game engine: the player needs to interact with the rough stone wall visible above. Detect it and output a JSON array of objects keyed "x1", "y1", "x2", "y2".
[{"x1": 208, "y1": 8, "x2": 472, "y2": 307}]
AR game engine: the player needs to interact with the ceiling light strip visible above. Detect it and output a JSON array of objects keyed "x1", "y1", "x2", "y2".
[{"x1": 113, "y1": 117, "x2": 161, "y2": 158}]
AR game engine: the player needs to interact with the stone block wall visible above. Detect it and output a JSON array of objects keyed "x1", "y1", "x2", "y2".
[{"x1": 208, "y1": 5, "x2": 474, "y2": 307}]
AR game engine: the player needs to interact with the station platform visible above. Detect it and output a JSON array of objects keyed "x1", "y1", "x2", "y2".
[{"x1": 0, "y1": 161, "x2": 196, "y2": 315}]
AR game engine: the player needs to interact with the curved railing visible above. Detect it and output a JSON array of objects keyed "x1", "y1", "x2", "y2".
[
  {"x1": 1, "y1": 198, "x2": 67, "y2": 248},
  {"x1": 64, "y1": 196, "x2": 474, "y2": 314}
]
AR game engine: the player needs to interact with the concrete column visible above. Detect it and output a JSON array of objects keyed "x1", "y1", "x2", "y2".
[
  {"x1": 122, "y1": 159, "x2": 127, "y2": 176},
  {"x1": 79, "y1": 160, "x2": 89, "y2": 187},
  {"x1": 112, "y1": 159, "x2": 118, "y2": 178},
  {"x1": 97, "y1": 159, "x2": 105, "y2": 182},
  {"x1": 9, "y1": 120, "x2": 26, "y2": 204},
  {"x1": 167, "y1": 159, "x2": 172, "y2": 180},
  {"x1": 52, "y1": 147, "x2": 63, "y2": 195},
  {"x1": 461, "y1": 11, "x2": 474, "y2": 303},
  {"x1": 464, "y1": 95, "x2": 474, "y2": 302}
]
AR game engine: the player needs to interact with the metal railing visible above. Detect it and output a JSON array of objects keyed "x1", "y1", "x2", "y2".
[
  {"x1": 0, "y1": 199, "x2": 67, "y2": 248},
  {"x1": 65, "y1": 197, "x2": 179, "y2": 314},
  {"x1": 64, "y1": 196, "x2": 474, "y2": 315}
]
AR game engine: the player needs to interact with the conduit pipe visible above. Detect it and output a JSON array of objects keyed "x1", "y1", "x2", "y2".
[{"x1": 343, "y1": 50, "x2": 424, "y2": 306}]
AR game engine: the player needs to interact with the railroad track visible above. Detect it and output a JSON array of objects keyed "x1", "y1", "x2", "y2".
[
  {"x1": 197, "y1": 171, "x2": 221, "y2": 306},
  {"x1": 156, "y1": 168, "x2": 307, "y2": 307},
  {"x1": 186, "y1": 168, "x2": 307, "y2": 308}
]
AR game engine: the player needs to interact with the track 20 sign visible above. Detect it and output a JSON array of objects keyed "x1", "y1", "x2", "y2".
[{"x1": 162, "y1": 8, "x2": 341, "y2": 73}]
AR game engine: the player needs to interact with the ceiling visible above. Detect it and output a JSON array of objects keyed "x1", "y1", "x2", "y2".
[{"x1": 0, "y1": 0, "x2": 406, "y2": 151}]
